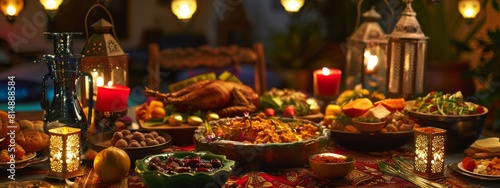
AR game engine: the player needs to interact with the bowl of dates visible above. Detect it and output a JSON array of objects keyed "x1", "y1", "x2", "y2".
[
  {"x1": 88, "y1": 130, "x2": 172, "y2": 163},
  {"x1": 135, "y1": 151, "x2": 235, "y2": 188}
]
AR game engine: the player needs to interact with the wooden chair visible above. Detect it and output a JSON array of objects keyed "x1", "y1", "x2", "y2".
[{"x1": 147, "y1": 43, "x2": 267, "y2": 95}]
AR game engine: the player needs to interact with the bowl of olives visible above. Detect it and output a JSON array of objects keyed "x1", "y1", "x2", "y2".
[{"x1": 88, "y1": 130, "x2": 172, "y2": 164}]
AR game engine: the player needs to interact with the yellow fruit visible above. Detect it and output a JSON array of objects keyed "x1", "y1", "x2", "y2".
[
  {"x1": 325, "y1": 104, "x2": 342, "y2": 116},
  {"x1": 168, "y1": 114, "x2": 183, "y2": 126},
  {"x1": 151, "y1": 107, "x2": 166, "y2": 119},
  {"x1": 309, "y1": 103, "x2": 320, "y2": 114},
  {"x1": 93, "y1": 146, "x2": 130, "y2": 182},
  {"x1": 322, "y1": 115, "x2": 336, "y2": 125},
  {"x1": 206, "y1": 112, "x2": 219, "y2": 121},
  {"x1": 187, "y1": 116, "x2": 203, "y2": 126},
  {"x1": 148, "y1": 100, "x2": 164, "y2": 109}
]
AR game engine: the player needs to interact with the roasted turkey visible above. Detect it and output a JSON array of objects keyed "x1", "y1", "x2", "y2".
[{"x1": 144, "y1": 80, "x2": 259, "y2": 117}]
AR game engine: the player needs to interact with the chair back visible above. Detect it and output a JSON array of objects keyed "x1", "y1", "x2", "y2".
[{"x1": 147, "y1": 43, "x2": 266, "y2": 95}]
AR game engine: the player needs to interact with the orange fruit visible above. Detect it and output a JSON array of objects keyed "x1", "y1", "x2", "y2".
[
  {"x1": 341, "y1": 98, "x2": 374, "y2": 117},
  {"x1": 374, "y1": 98, "x2": 406, "y2": 111}
]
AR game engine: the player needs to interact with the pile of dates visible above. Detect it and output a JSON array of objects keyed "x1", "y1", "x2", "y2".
[{"x1": 148, "y1": 155, "x2": 223, "y2": 174}]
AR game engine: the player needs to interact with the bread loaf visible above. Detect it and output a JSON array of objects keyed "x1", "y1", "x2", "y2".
[{"x1": 15, "y1": 129, "x2": 49, "y2": 152}]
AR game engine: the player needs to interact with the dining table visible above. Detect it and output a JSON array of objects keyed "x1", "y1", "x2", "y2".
[{"x1": 1, "y1": 109, "x2": 499, "y2": 188}]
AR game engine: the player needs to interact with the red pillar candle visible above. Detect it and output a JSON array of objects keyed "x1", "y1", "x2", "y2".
[
  {"x1": 313, "y1": 67, "x2": 342, "y2": 97},
  {"x1": 95, "y1": 82, "x2": 130, "y2": 111}
]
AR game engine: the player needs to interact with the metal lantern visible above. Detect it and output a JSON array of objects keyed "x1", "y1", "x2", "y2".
[
  {"x1": 80, "y1": 4, "x2": 128, "y2": 108},
  {"x1": 414, "y1": 127, "x2": 446, "y2": 179},
  {"x1": 386, "y1": 0, "x2": 428, "y2": 99},
  {"x1": 47, "y1": 127, "x2": 84, "y2": 179},
  {"x1": 345, "y1": 6, "x2": 388, "y2": 93}
]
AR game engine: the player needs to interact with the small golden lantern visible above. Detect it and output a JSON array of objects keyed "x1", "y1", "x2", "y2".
[
  {"x1": 386, "y1": 0, "x2": 428, "y2": 99},
  {"x1": 280, "y1": 0, "x2": 304, "y2": 13},
  {"x1": 0, "y1": 0, "x2": 23, "y2": 23},
  {"x1": 47, "y1": 127, "x2": 84, "y2": 179},
  {"x1": 171, "y1": 0, "x2": 197, "y2": 22},
  {"x1": 458, "y1": 0, "x2": 481, "y2": 19},
  {"x1": 414, "y1": 127, "x2": 446, "y2": 179},
  {"x1": 345, "y1": 6, "x2": 388, "y2": 93},
  {"x1": 80, "y1": 4, "x2": 128, "y2": 108},
  {"x1": 39, "y1": 0, "x2": 64, "y2": 18}
]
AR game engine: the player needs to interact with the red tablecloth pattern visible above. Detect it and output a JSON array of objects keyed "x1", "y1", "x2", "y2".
[{"x1": 72, "y1": 145, "x2": 473, "y2": 188}]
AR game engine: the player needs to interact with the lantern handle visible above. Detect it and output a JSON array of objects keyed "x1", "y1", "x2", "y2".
[{"x1": 84, "y1": 3, "x2": 119, "y2": 42}]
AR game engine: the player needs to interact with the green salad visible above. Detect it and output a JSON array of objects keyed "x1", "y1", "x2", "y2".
[{"x1": 411, "y1": 91, "x2": 485, "y2": 115}]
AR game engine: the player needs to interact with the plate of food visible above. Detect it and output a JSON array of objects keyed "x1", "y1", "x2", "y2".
[
  {"x1": 0, "y1": 151, "x2": 36, "y2": 165},
  {"x1": 193, "y1": 113, "x2": 330, "y2": 168},
  {"x1": 456, "y1": 157, "x2": 500, "y2": 178}
]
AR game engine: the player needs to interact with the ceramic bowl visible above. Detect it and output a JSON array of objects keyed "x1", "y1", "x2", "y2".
[
  {"x1": 406, "y1": 100, "x2": 489, "y2": 153},
  {"x1": 352, "y1": 119, "x2": 386, "y2": 133},
  {"x1": 135, "y1": 151, "x2": 235, "y2": 188},
  {"x1": 309, "y1": 153, "x2": 355, "y2": 179},
  {"x1": 193, "y1": 117, "x2": 330, "y2": 169}
]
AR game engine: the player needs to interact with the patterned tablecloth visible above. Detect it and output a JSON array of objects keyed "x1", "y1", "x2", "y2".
[{"x1": 72, "y1": 145, "x2": 473, "y2": 188}]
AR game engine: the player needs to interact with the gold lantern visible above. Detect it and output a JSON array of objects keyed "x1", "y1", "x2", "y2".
[
  {"x1": 80, "y1": 4, "x2": 128, "y2": 108},
  {"x1": 39, "y1": 0, "x2": 64, "y2": 17},
  {"x1": 345, "y1": 6, "x2": 388, "y2": 93},
  {"x1": 47, "y1": 127, "x2": 84, "y2": 179},
  {"x1": 280, "y1": 0, "x2": 304, "y2": 13},
  {"x1": 0, "y1": 0, "x2": 23, "y2": 23},
  {"x1": 386, "y1": 0, "x2": 428, "y2": 99},
  {"x1": 171, "y1": 0, "x2": 197, "y2": 22},
  {"x1": 414, "y1": 127, "x2": 446, "y2": 179},
  {"x1": 458, "y1": 0, "x2": 481, "y2": 19}
]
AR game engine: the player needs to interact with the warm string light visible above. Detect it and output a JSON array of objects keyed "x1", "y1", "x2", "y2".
[
  {"x1": 280, "y1": 0, "x2": 305, "y2": 13},
  {"x1": 39, "y1": 0, "x2": 64, "y2": 17},
  {"x1": 458, "y1": 0, "x2": 481, "y2": 19},
  {"x1": 171, "y1": 0, "x2": 197, "y2": 21},
  {"x1": 0, "y1": 0, "x2": 24, "y2": 23}
]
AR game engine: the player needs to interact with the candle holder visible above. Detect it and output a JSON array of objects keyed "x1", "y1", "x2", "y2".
[
  {"x1": 414, "y1": 127, "x2": 446, "y2": 179},
  {"x1": 47, "y1": 127, "x2": 84, "y2": 180},
  {"x1": 93, "y1": 109, "x2": 128, "y2": 133}
]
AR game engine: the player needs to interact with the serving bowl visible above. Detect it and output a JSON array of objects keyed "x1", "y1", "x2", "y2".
[
  {"x1": 88, "y1": 130, "x2": 172, "y2": 163},
  {"x1": 352, "y1": 119, "x2": 386, "y2": 133},
  {"x1": 309, "y1": 153, "x2": 355, "y2": 179},
  {"x1": 135, "y1": 151, "x2": 234, "y2": 188},
  {"x1": 330, "y1": 130, "x2": 413, "y2": 152},
  {"x1": 193, "y1": 117, "x2": 330, "y2": 168},
  {"x1": 406, "y1": 100, "x2": 489, "y2": 153}
]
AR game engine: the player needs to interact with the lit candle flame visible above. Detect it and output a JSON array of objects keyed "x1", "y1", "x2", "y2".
[
  {"x1": 322, "y1": 67, "x2": 330, "y2": 76},
  {"x1": 366, "y1": 56, "x2": 378, "y2": 71},
  {"x1": 107, "y1": 81, "x2": 113, "y2": 87}
]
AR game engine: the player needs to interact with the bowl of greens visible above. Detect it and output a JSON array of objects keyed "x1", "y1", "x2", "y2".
[{"x1": 406, "y1": 91, "x2": 489, "y2": 153}]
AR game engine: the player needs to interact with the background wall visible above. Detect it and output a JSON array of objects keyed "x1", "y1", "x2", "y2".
[{"x1": 0, "y1": 0, "x2": 293, "y2": 53}]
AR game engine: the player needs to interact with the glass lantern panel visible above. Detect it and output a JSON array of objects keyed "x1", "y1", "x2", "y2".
[
  {"x1": 345, "y1": 43, "x2": 364, "y2": 90},
  {"x1": 388, "y1": 41, "x2": 402, "y2": 94}
]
